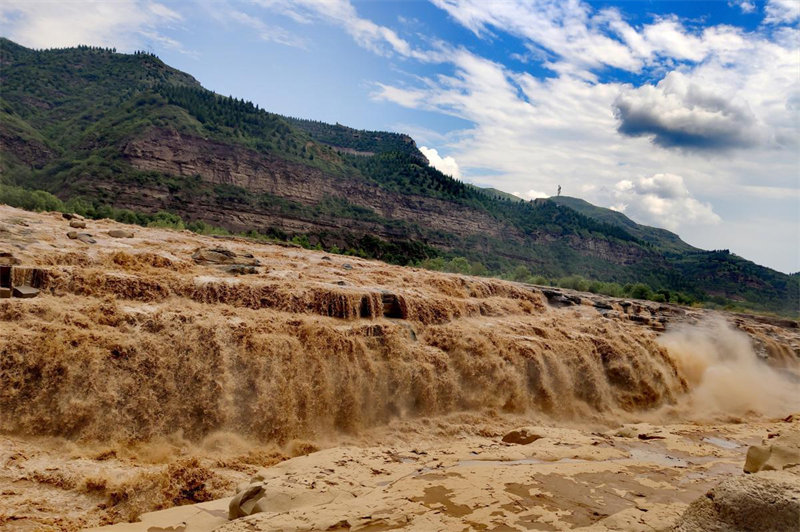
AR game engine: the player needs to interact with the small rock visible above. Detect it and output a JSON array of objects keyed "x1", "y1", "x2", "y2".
[
  {"x1": 342, "y1": 263, "x2": 353, "y2": 270},
  {"x1": 12, "y1": 285, "x2": 39, "y2": 298},
  {"x1": 321, "y1": 256, "x2": 332, "y2": 261},
  {"x1": 69, "y1": 220, "x2": 87, "y2": 229},
  {"x1": 637, "y1": 433, "x2": 665, "y2": 441},
  {"x1": 614, "y1": 427, "x2": 638, "y2": 438},
  {"x1": 108, "y1": 229, "x2": 134, "y2": 238},
  {"x1": 67, "y1": 231, "x2": 78, "y2": 239},
  {"x1": 224, "y1": 264, "x2": 257, "y2": 275},
  {"x1": 502, "y1": 429, "x2": 542, "y2": 445},
  {"x1": 554, "y1": 295, "x2": 575, "y2": 307},
  {"x1": 193, "y1": 248, "x2": 259, "y2": 266},
  {"x1": 744, "y1": 432, "x2": 800, "y2": 473},
  {"x1": 62, "y1": 213, "x2": 75, "y2": 220},
  {"x1": 336, "y1": 280, "x2": 347, "y2": 286},
  {"x1": 0, "y1": 287, "x2": 11, "y2": 299},
  {"x1": 77, "y1": 233, "x2": 96, "y2": 244}
]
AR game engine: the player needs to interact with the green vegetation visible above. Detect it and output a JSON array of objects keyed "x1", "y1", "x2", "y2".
[
  {"x1": 1, "y1": 37, "x2": 797, "y2": 316},
  {"x1": 286, "y1": 117, "x2": 425, "y2": 161}
]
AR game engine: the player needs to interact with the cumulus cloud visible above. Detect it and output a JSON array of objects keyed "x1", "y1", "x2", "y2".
[
  {"x1": 0, "y1": 0, "x2": 183, "y2": 51},
  {"x1": 419, "y1": 146, "x2": 461, "y2": 178},
  {"x1": 765, "y1": 0, "x2": 800, "y2": 24},
  {"x1": 612, "y1": 174, "x2": 721, "y2": 230},
  {"x1": 614, "y1": 71, "x2": 760, "y2": 151}
]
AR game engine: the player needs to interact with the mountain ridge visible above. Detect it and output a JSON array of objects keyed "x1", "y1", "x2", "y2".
[{"x1": 1, "y1": 38, "x2": 797, "y2": 313}]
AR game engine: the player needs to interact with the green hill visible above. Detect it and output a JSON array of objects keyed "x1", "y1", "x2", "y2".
[
  {"x1": 548, "y1": 196, "x2": 692, "y2": 253},
  {"x1": 1, "y1": 38, "x2": 797, "y2": 314}
]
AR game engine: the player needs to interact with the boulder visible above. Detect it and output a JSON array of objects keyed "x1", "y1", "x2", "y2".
[
  {"x1": 12, "y1": 285, "x2": 39, "y2": 298},
  {"x1": 193, "y1": 248, "x2": 236, "y2": 264},
  {"x1": 224, "y1": 264, "x2": 258, "y2": 275},
  {"x1": 69, "y1": 220, "x2": 87, "y2": 229},
  {"x1": 502, "y1": 429, "x2": 542, "y2": 445},
  {"x1": 229, "y1": 484, "x2": 267, "y2": 519},
  {"x1": 0, "y1": 287, "x2": 11, "y2": 299},
  {"x1": 193, "y1": 248, "x2": 260, "y2": 266},
  {"x1": 672, "y1": 470, "x2": 800, "y2": 532},
  {"x1": 108, "y1": 229, "x2": 134, "y2": 238}
]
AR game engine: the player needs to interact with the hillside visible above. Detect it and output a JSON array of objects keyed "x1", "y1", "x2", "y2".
[{"x1": 0, "y1": 38, "x2": 797, "y2": 313}]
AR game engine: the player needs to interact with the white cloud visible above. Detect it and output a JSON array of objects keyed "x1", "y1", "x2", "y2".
[
  {"x1": 512, "y1": 189, "x2": 549, "y2": 200},
  {"x1": 765, "y1": 0, "x2": 800, "y2": 24},
  {"x1": 0, "y1": 0, "x2": 183, "y2": 51},
  {"x1": 431, "y1": 0, "x2": 643, "y2": 73},
  {"x1": 419, "y1": 146, "x2": 461, "y2": 178},
  {"x1": 612, "y1": 174, "x2": 721, "y2": 230},
  {"x1": 252, "y1": 0, "x2": 447, "y2": 61},
  {"x1": 729, "y1": 1, "x2": 756, "y2": 14},
  {"x1": 428, "y1": 0, "x2": 757, "y2": 75}
]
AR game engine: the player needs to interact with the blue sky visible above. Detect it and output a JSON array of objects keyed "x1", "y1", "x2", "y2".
[{"x1": 1, "y1": 0, "x2": 798, "y2": 273}]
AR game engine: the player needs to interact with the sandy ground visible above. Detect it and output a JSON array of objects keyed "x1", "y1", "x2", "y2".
[
  {"x1": 3, "y1": 417, "x2": 798, "y2": 532},
  {"x1": 90, "y1": 418, "x2": 799, "y2": 532},
  {"x1": 1, "y1": 205, "x2": 798, "y2": 531}
]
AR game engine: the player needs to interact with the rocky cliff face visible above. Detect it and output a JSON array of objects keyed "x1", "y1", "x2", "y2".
[
  {"x1": 119, "y1": 127, "x2": 651, "y2": 265},
  {"x1": 0, "y1": 128, "x2": 56, "y2": 170},
  {"x1": 121, "y1": 128, "x2": 511, "y2": 241}
]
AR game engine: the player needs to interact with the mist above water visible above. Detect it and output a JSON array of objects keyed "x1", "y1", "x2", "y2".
[{"x1": 658, "y1": 319, "x2": 800, "y2": 420}]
